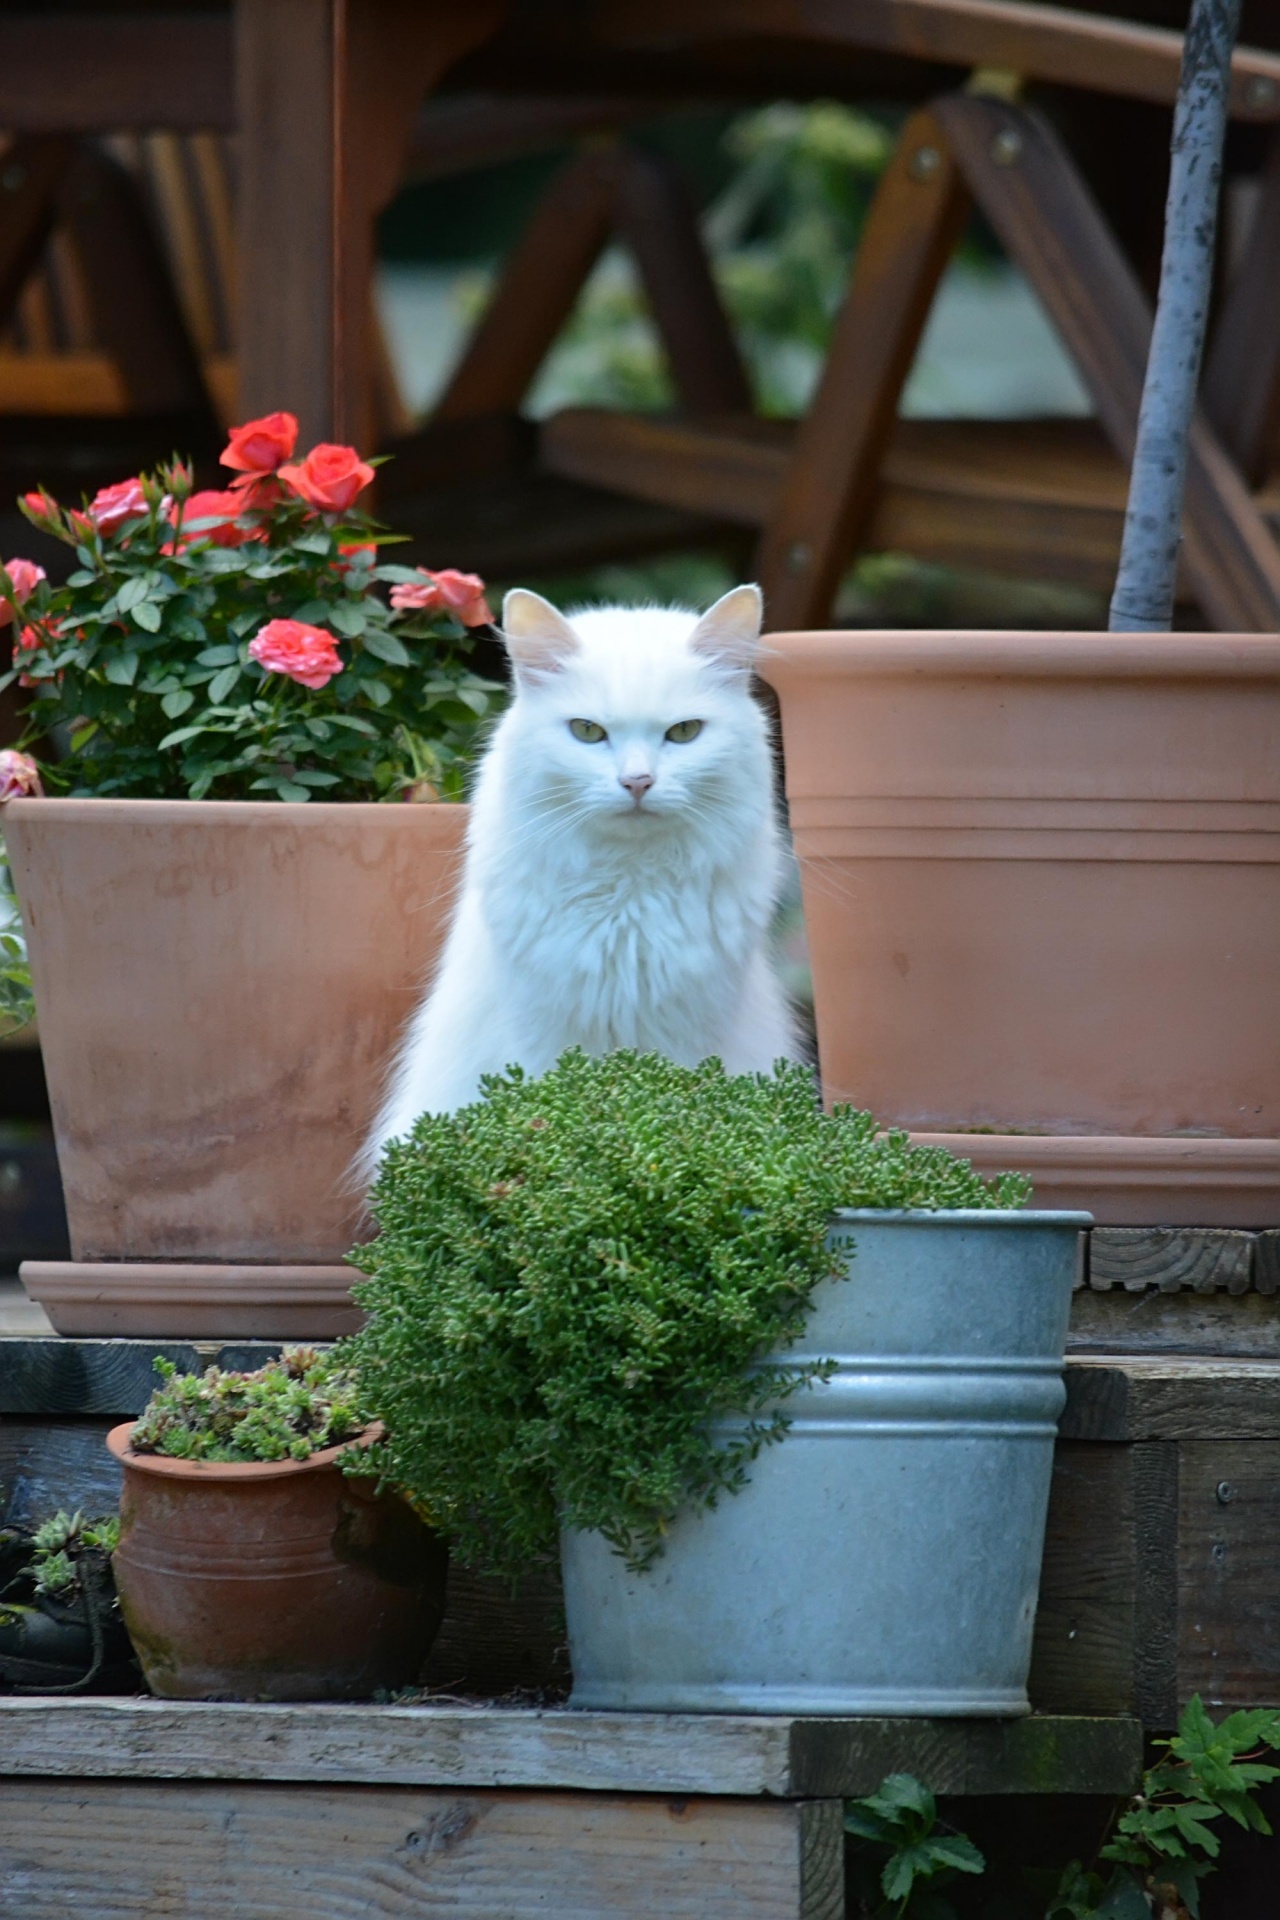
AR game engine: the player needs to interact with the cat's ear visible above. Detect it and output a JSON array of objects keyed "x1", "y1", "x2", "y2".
[
  {"x1": 689, "y1": 584, "x2": 763, "y2": 673},
  {"x1": 502, "y1": 589, "x2": 580, "y2": 685}
]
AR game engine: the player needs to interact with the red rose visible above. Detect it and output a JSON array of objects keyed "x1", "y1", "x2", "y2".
[
  {"x1": 14, "y1": 622, "x2": 44, "y2": 688},
  {"x1": 389, "y1": 566, "x2": 492, "y2": 627},
  {"x1": 221, "y1": 411, "x2": 299, "y2": 479},
  {"x1": 19, "y1": 488, "x2": 59, "y2": 533},
  {"x1": 248, "y1": 618, "x2": 343, "y2": 690},
  {"x1": 67, "y1": 509, "x2": 95, "y2": 543},
  {"x1": 175, "y1": 490, "x2": 253, "y2": 550},
  {"x1": 89, "y1": 479, "x2": 148, "y2": 534},
  {"x1": 0, "y1": 559, "x2": 46, "y2": 625},
  {"x1": 278, "y1": 444, "x2": 375, "y2": 514},
  {"x1": 0, "y1": 748, "x2": 43, "y2": 800}
]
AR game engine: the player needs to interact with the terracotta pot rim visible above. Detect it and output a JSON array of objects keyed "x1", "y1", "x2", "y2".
[
  {"x1": 759, "y1": 629, "x2": 1280, "y2": 683},
  {"x1": 106, "y1": 1418, "x2": 382, "y2": 1480},
  {"x1": 3, "y1": 797, "x2": 461, "y2": 821}
]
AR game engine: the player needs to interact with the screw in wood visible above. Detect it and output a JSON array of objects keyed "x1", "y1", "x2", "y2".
[
  {"x1": 990, "y1": 128, "x2": 1024, "y2": 166},
  {"x1": 907, "y1": 146, "x2": 942, "y2": 182},
  {"x1": 1216, "y1": 1480, "x2": 1236, "y2": 1504}
]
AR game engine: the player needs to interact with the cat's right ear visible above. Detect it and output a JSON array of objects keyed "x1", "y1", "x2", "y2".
[{"x1": 502, "y1": 589, "x2": 580, "y2": 687}]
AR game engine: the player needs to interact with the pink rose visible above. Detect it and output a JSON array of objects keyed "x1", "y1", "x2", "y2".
[
  {"x1": 19, "y1": 488, "x2": 59, "y2": 534},
  {"x1": 278, "y1": 444, "x2": 375, "y2": 514},
  {"x1": 0, "y1": 749, "x2": 43, "y2": 800},
  {"x1": 175, "y1": 489, "x2": 253, "y2": 550},
  {"x1": 89, "y1": 478, "x2": 148, "y2": 534},
  {"x1": 0, "y1": 559, "x2": 46, "y2": 625},
  {"x1": 389, "y1": 567, "x2": 492, "y2": 627},
  {"x1": 248, "y1": 618, "x2": 343, "y2": 690},
  {"x1": 67, "y1": 509, "x2": 96, "y2": 543},
  {"x1": 221, "y1": 411, "x2": 299, "y2": 479}
]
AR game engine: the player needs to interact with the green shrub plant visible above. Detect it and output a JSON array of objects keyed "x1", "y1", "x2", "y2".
[
  {"x1": 344, "y1": 1049, "x2": 1028, "y2": 1576},
  {"x1": 129, "y1": 1347, "x2": 368, "y2": 1465}
]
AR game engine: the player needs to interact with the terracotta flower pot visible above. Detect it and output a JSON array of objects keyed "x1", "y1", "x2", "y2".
[
  {"x1": 3, "y1": 798, "x2": 465, "y2": 1333},
  {"x1": 761, "y1": 631, "x2": 1280, "y2": 1225},
  {"x1": 107, "y1": 1423, "x2": 448, "y2": 1700}
]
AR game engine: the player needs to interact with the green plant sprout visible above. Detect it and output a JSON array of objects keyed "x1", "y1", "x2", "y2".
[{"x1": 845, "y1": 1773, "x2": 986, "y2": 1919}]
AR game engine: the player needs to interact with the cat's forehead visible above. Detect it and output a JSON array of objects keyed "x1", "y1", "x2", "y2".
[{"x1": 546, "y1": 606, "x2": 723, "y2": 713}]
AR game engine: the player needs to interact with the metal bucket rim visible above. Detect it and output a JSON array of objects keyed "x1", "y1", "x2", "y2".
[{"x1": 828, "y1": 1207, "x2": 1093, "y2": 1227}]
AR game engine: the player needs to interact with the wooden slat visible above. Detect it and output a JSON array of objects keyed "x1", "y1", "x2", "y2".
[
  {"x1": 0, "y1": 1340, "x2": 282, "y2": 1417},
  {"x1": 1088, "y1": 1228, "x2": 1255, "y2": 1295},
  {"x1": 0, "y1": 1699, "x2": 1143, "y2": 1797},
  {"x1": 0, "y1": 136, "x2": 74, "y2": 336},
  {"x1": 595, "y1": 0, "x2": 1280, "y2": 122},
  {"x1": 0, "y1": 1418, "x2": 121, "y2": 1528},
  {"x1": 935, "y1": 92, "x2": 1280, "y2": 632},
  {"x1": 1177, "y1": 1440, "x2": 1280, "y2": 1712},
  {"x1": 615, "y1": 147, "x2": 752, "y2": 414},
  {"x1": 1070, "y1": 1289, "x2": 1280, "y2": 1359},
  {"x1": 1029, "y1": 1442, "x2": 1138, "y2": 1715},
  {"x1": 0, "y1": 351, "x2": 126, "y2": 414},
  {"x1": 406, "y1": 94, "x2": 655, "y2": 184},
  {"x1": 0, "y1": 1782, "x2": 837, "y2": 1920},
  {"x1": 1062, "y1": 1356, "x2": 1280, "y2": 1443},
  {"x1": 1256, "y1": 1230, "x2": 1280, "y2": 1294},
  {"x1": 434, "y1": 147, "x2": 621, "y2": 422},
  {"x1": 0, "y1": 15, "x2": 234, "y2": 133},
  {"x1": 1204, "y1": 131, "x2": 1280, "y2": 488},
  {"x1": 756, "y1": 105, "x2": 971, "y2": 626}
]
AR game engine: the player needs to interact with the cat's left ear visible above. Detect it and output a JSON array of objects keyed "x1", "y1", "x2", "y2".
[
  {"x1": 502, "y1": 589, "x2": 580, "y2": 686},
  {"x1": 690, "y1": 584, "x2": 763, "y2": 673}
]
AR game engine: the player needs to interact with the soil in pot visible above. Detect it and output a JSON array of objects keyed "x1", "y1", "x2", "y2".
[{"x1": 107, "y1": 1426, "x2": 448, "y2": 1700}]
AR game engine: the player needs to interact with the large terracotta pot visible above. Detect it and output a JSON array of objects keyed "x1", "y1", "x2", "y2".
[
  {"x1": 107, "y1": 1423, "x2": 448, "y2": 1700},
  {"x1": 761, "y1": 631, "x2": 1280, "y2": 1225},
  {"x1": 4, "y1": 799, "x2": 465, "y2": 1332}
]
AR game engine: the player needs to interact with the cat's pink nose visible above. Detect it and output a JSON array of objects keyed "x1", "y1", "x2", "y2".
[{"x1": 620, "y1": 771, "x2": 654, "y2": 800}]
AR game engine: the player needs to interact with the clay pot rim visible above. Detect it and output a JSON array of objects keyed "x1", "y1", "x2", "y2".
[
  {"x1": 106, "y1": 1419, "x2": 383, "y2": 1481},
  {"x1": 4, "y1": 797, "x2": 461, "y2": 822},
  {"x1": 758, "y1": 629, "x2": 1280, "y2": 683}
]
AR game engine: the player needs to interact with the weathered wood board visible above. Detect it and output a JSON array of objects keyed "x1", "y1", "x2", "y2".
[
  {"x1": 0, "y1": 1783, "x2": 843, "y2": 1920},
  {"x1": 0, "y1": 1699, "x2": 1143, "y2": 1799}
]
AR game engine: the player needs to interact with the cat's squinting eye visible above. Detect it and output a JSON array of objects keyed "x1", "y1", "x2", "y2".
[
  {"x1": 665, "y1": 719, "x2": 703, "y2": 744},
  {"x1": 569, "y1": 719, "x2": 608, "y2": 743}
]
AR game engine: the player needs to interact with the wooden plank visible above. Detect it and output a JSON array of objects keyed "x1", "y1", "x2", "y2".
[
  {"x1": 406, "y1": 94, "x2": 654, "y2": 184},
  {"x1": 756, "y1": 105, "x2": 971, "y2": 627},
  {"x1": 1062, "y1": 1357, "x2": 1280, "y2": 1442},
  {"x1": 1030, "y1": 1443, "x2": 1137, "y2": 1716},
  {"x1": 0, "y1": 1698, "x2": 1143, "y2": 1798},
  {"x1": 1177, "y1": 1441, "x2": 1280, "y2": 1713},
  {"x1": 1203, "y1": 131, "x2": 1280, "y2": 488},
  {"x1": 1088, "y1": 1228, "x2": 1255, "y2": 1295},
  {"x1": 614, "y1": 148, "x2": 752, "y2": 414},
  {"x1": 1069, "y1": 1288, "x2": 1280, "y2": 1359},
  {"x1": 0, "y1": 137, "x2": 74, "y2": 336},
  {"x1": 1133, "y1": 1441, "x2": 1179, "y2": 1729},
  {"x1": 0, "y1": 1418, "x2": 120, "y2": 1526},
  {"x1": 595, "y1": 0, "x2": 1280, "y2": 122},
  {"x1": 0, "y1": 16, "x2": 234, "y2": 133},
  {"x1": 0, "y1": 1340, "x2": 282, "y2": 1417},
  {"x1": 60, "y1": 143, "x2": 214, "y2": 419},
  {"x1": 433, "y1": 147, "x2": 620, "y2": 423},
  {"x1": 0, "y1": 1782, "x2": 836, "y2": 1920},
  {"x1": 1256, "y1": 1229, "x2": 1280, "y2": 1295},
  {"x1": 418, "y1": 1559, "x2": 570, "y2": 1698},
  {"x1": 935, "y1": 92, "x2": 1280, "y2": 633}
]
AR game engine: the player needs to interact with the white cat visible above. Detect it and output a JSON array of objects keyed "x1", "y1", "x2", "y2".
[{"x1": 361, "y1": 582, "x2": 797, "y2": 1176}]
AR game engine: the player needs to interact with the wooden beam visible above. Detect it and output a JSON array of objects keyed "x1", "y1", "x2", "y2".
[
  {"x1": 935, "y1": 92, "x2": 1280, "y2": 632},
  {"x1": 755, "y1": 105, "x2": 970, "y2": 627},
  {"x1": 59, "y1": 143, "x2": 214, "y2": 419},
  {"x1": 594, "y1": 0, "x2": 1280, "y2": 122},
  {"x1": 615, "y1": 148, "x2": 752, "y2": 414},
  {"x1": 1203, "y1": 133, "x2": 1280, "y2": 487},
  {"x1": 405, "y1": 93, "x2": 656, "y2": 184},
  {"x1": 434, "y1": 147, "x2": 621, "y2": 422},
  {"x1": 1088, "y1": 1227, "x2": 1254, "y2": 1294},
  {"x1": 0, "y1": 136, "x2": 74, "y2": 335},
  {"x1": 0, "y1": 15, "x2": 233, "y2": 133}
]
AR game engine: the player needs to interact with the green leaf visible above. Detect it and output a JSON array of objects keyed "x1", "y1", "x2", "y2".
[
  {"x1": 1093, "y1": 1871, "x2": 1154, "y2": 1920},
  {"x1": 293, "y1": 532, "x2": 333, "y2": 556},
  {"x1": 924, "y1": 1835, "x2": 984, "y2": 1875},
  {"x1": 158, "y1": 723, "x2": 208, "y2": 751},
  {"x1": 208, "y1": 665, "x2": 241, "y2": 704},
  {"x1": 132, "y1": 600, "x2": 163, "y2": 633},
  {"x1": 161, "y1": 689, "x2": 196, "y2": 719},
  {"x1": 104, "y1": 652, "x2": 139, "y2": 686},
  {"x1": 66, "y1": 569, "x2": 97, "y2": 587},
  {"x1": 328, "y1": 601, "x2": 367, "y2": 638},
  {"x1": 291, "y1": 599, "x2": 331, "y2": 626},
  {"x1": 275, "y1": 780, "x2": 311, "y2": 802},
  {"x1": 290, "y1": 769, "x2": 341, "y2": 788},
  {"x1": 362, "y1": 678, "x2": 392, "y2": 707},
  {"x1": 195, "y1": 645, "x2": 239, "y2": 667},
  {"x1": 361, "y1": 627, "x2": 411, "y2": 667},
  {"x1": 116, "y1": 575, "x2": 150, "y2": 612}
]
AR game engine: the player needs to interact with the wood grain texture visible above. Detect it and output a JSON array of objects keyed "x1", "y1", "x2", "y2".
[
  {"x1": 1088, "y1": 1229, "x2": 1255, "y2": 1295},
  {"x1": 1030, "y1": 1444, "x2": 1137, "y2": 1716},
  {"x1": 1204, "y1": 130, "x2": 1280, "y2": 487},
  {"x1": 418, "y1": 1559, "x2": 570, "y2": 1698},
  {"x1": 1177, "y1": 1441, "x2": 1280, "y2": 1714},
  {"x1": 0, "y1": 1340, "x2": 281, "y2": 1417},
  {"x1": 1061, "y1": 1357, "x2": 1280, "y2": 1441},
  {"x1": 1069, "y1": 1289, "x2": 1280, "y2": 1359},
  {"x1": 0, "y1": 16, "x2": 234, "y2": 132},
  {"x1": 1255, "y1": 1230, "x2": 1280, "y2": 1295},
  {"x1": 0, "y1": 1783, "x2": 833, "y2": 1920},
  {"x1": 1132, "y1": 1441, "x2": 1179, "y2": 1729},
  {"x1": 0, "y1": 1698, "x2": 1143, "y2": 1798},
  {"x1": 756, "y1": 104, "x2": 971, "y2": 627},
  {"x1": 935, "y1": 92, "x2": 1280, "y2": 633},
  {"x1": 0, "y1": 1419, "x2": 120, "y2": 1526}
]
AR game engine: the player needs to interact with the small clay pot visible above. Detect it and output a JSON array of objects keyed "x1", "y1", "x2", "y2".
[{"x1": 107, "y1": 1424, "x2": 448, "y2": 1701}]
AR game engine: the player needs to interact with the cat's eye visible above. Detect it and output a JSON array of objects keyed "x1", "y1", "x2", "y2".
[
  {"x1": 569, "y1": 718, "x2": 608, "y2": 743},
  {"x1": 664, "y1": 719, "x2": 703, "y2": 744}
]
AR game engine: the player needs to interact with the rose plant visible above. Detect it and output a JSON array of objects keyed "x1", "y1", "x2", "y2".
[{"x1": 0, "y1": 411, "x2": 502, "y2": 802}]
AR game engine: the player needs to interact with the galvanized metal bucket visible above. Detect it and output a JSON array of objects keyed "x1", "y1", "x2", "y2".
[{"x1": 562, "y1": 1209, "x2": 1088, "y2": 1715}]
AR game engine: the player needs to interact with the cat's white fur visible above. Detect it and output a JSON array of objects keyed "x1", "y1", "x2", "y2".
[{"x1": 361, "y1": 583, "x2": 797, "y2": 1176}]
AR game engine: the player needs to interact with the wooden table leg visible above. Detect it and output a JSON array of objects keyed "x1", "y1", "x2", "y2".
[{"x1": 235, "y1": 0, "x2": 506, "y2": 449}]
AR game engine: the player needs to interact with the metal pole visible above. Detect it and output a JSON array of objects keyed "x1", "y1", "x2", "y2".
[{"x1": 1108, "y1": 0, "x2": 1243, "y2": 632}]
